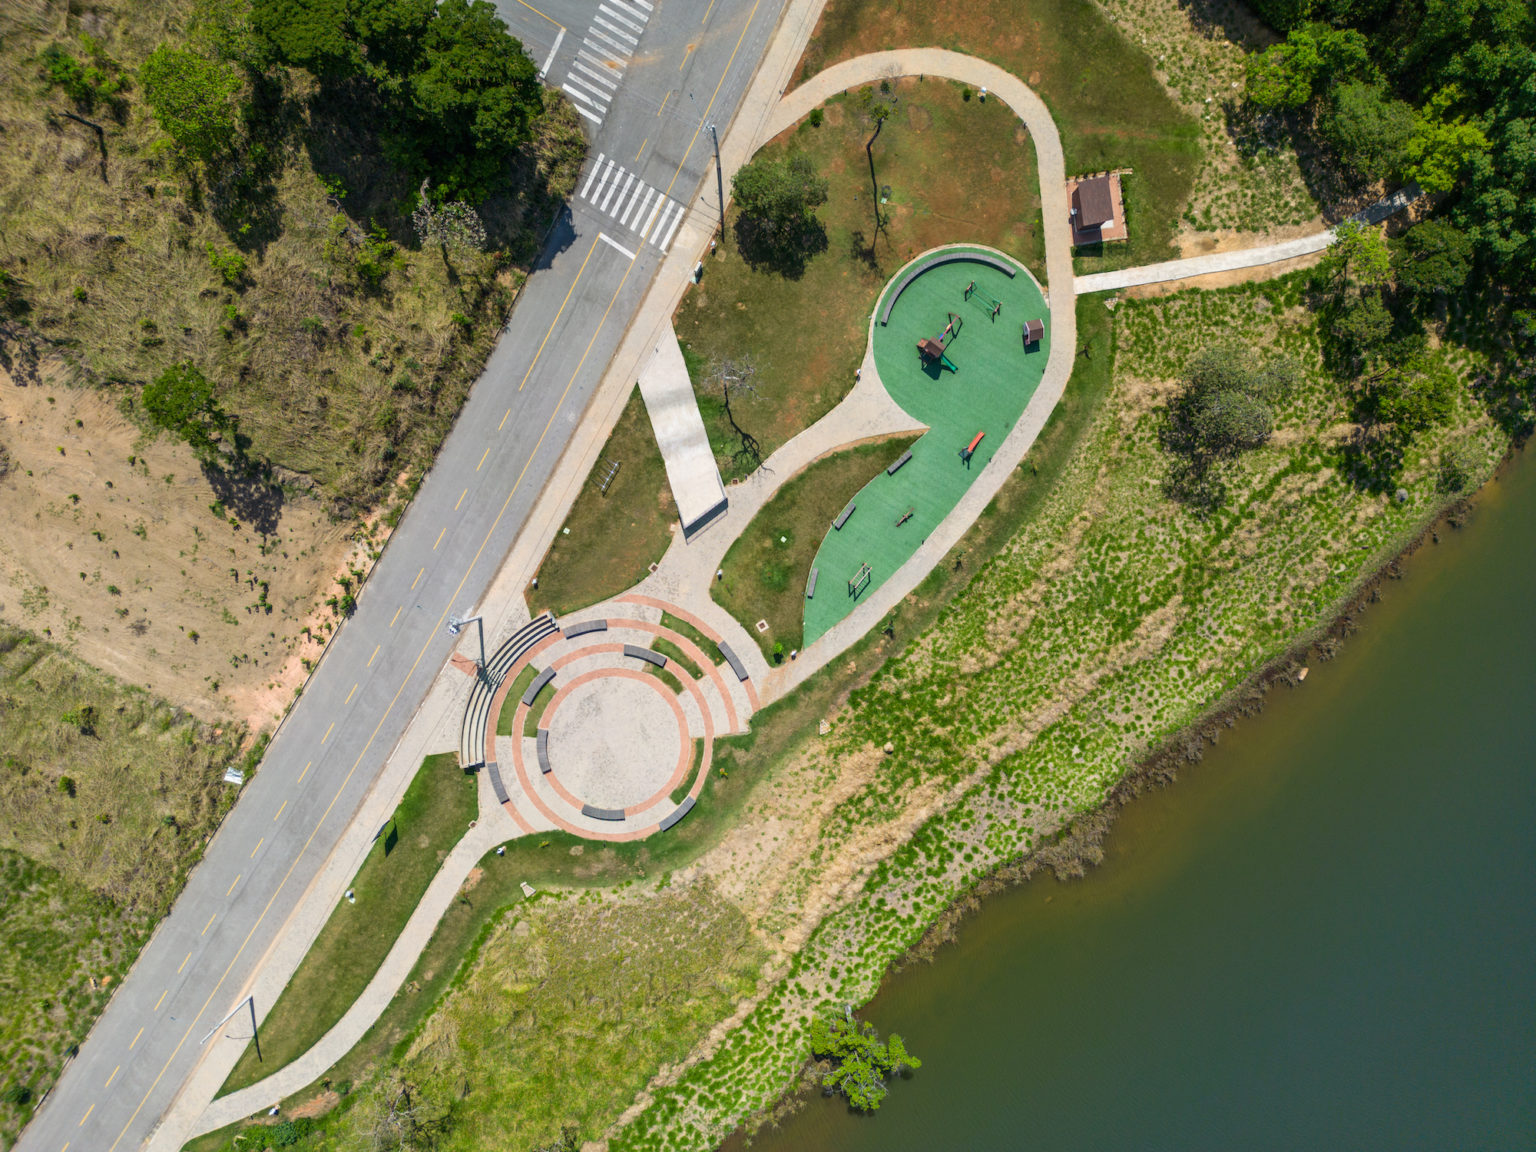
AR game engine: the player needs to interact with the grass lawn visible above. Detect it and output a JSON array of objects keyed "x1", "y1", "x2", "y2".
[
  {"x1": 523, "y1": 682, "x2": 555, "y2": 737},
  {"x1": 671, "y1": 740, "x2": 705, "y2": 803},
  {"x1": 530, "y1": 385, "x2": 676, "y2": 617},
  {"x1": 662, "y1": 612, "x2": 726, "y2": 665},
  {"x1": 678, "y1": 78, "x2": 1044, "y2": 484},
  {"x1": 496, "y1": 666, "x2": 538, "y2": 736},
  {"x1": 651, "y1": 637, "x2": 704, "y2": 681},
  {"x1": 715, "y1": 435, "x2": 918, "y2": 658},
  {"x1": 219, "y1": 753, "x2": 475, "y2": 1095},
  {"x1": 796, "y1": 0, "x2": 1201, "y2": 276}
]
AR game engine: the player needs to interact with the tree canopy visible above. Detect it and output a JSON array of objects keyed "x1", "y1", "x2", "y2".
[
  {"x1": 1321, "y1": 82, "x2": 1415, "y2": 179},
  {"x1": 142, "y1": 363, "x2": 229, "y2": 459},
  {"x1": 139, "y1": 45, "x2": 244, "y2": 164},
  {"x1": 808, "y1": 1008, "x2": 921, "y2": 1112},
  {"x1": 730, "y1": 152, "x2": 830, "y2": 278}
]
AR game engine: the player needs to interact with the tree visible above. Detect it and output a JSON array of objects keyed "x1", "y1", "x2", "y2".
[
  {"x1": 142, "y1": 363, "x2": 227, "y2": 458},
  {"x1": 357, "y1": 1078, "x2": 451, "y2": 1151},
  {"x1": 1392, "y1": 218, "x2": 1472, "y2": 297},
  {"x1": 1317, "y1": 220, "x2": 1392, "y2": 299},
  {"x1": 139, "y1": 45, "x2": 243, "y2": 164},
  {"x1": 411, "y1": 180, "x2": 487, "y2": 266},
  {"x1": 1244, "y1": 24, "x2": 1372, "y2": 109},
  {"x1": 40, "y1": 36, "x2": 126, "y2": 115},
  {"x1": 703, "y1": 355, "x2": 763, "y2": 472},
  {"x1": 1369, "y1": 352, "x2": 1459, "y2": 431},
  {"x1": 1405, "y1": 89, "x2": 1492, "y2": 193},
  {"x1": 808, "y1": 1007, "x2": 921, "y2": 1112},
  {"x1": 1332, "y1": 292, "x2": 1394, "y2": 352},
  {"x1": 1321, "y1": 82, "x2": 1416, "y2": 180},
  {"x1": 731, "y1": 152, "x2": 829, "y2": 277}
]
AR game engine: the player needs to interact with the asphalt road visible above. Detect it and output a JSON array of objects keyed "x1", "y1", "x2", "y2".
[{"x1": 17, "y1": 1, "x2": 781, "y2": 1148}]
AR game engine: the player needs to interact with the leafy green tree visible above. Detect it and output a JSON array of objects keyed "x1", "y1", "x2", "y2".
[
  {"x1": 731, "y1": 152, "x2": 830, "y2": 277},
  {"x1": 1317, "y1": 220, "x2": 1392, "y2": 299},
  {"x1": 1405, "y1": 88, "x2": 1492, "y2": 192},
  {"x1": 139, "y1": 45, "x2": 243, "y2": 164},
  {"x1": 1321, "y1": 82, "x2": 1416, "y2": 179},
  {"x1": 142, "y1": 363, "x2": 227, "y2": 458},
  {"x1": 1370, "y1": 353, "x2": 1459, "y2": 431},
  {"x1": 1333, "y1": 292, "x2": 1393, "y2": 351},
  {"x1": 1245, "y1": 24, "x2": 1372, "y2": 109},
  {"x1": 1392, "y1": 218, "x2": 1472, "y2": 297},
  {"x1": 808, "y1": 1007, "x2": 921, "y2": 1112},
  {"x1": 40, "y1": 36, "x2": 126, "y2": 115},
  {"x1": 250, "y1": 0, "x2": 356, "y2": 75}
]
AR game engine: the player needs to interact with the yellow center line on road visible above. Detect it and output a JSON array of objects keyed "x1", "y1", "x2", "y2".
[
  {"x1": 201, "y1": 914, "x2": 216, "y2": 936},
  {"x1": 701, "y1": 0, "x2": 716, "y2": 23},
  {"x1": 634, "y1": 136, "x2": 648, "y2": 161},
  {"x1": 226, "y1": 874, "x2": 240, "y2": 897},
  {"x1": 177, "y1": 953, "x2": 190, "y2": 974},
  {"x1": 679, "y1": 43, "x2": 694, "y2": 69},
  {"x1": 345, "y1": 683, "x2": 358, "y2": 704},
  {"x1": 514, "y1": 0, "x2": 562, "y2": 27},
  {"x1": 454, "y1": 488, "x2": 467, "y2": 510},
  {"x1": 129, "y1": 1027, "x2": 143, "y2": 1050},
  {"x1": 105, "y1": 1065, "x2": 119, "y2": 1088},
  {"x1": 298, "y1": 761, "x2": 311, "y2": 782},
  {"x1": 658, "y1": 91, "x2": 670, "y2": 117},
  {"x1": 321, "y1": 723, "x2": 334, "y2": 744},
  {"x1": 390, "y1": 605, "x2": 402, "y2": 627},
  {"x1": 154, "y1": 990, "x2": 166, "y2": 1011},
  {"x1": 250, "y1": 836, "x2": 264, "y2": 857},
  {"x1": 477, "y1": 447, "x2": 491, "y2": 471},
  {"x1": 499, "y1": 408, "x2": 512, "y2": 431},
  {"x1": 412, "y1": 568, "x2": 424, "y2": 590},
  {"x1": 60, "y1": 1142, "x2": 69, "y2": 1151},
  {"x1": 368, "y1": 645, "x2": 380, "y2": 667},
  {"x1": 433, "y1": 528, "x2": 446, "y2": 550},
  {"x1": 78, "y1": 1105, "x2": 93, "y2": 1127},
  {"x1": 517, "y1": 236, "x2": 599, "y2": 393},
  {"x1": 110, "y1": 124, "x2": 642, "y2": 1152},
  {"x1": 273, "y1": 800, "x2": 287, "y2": 821},
  {"x1": 662, "y1": 0, "x2": 762, "y2": 202}
]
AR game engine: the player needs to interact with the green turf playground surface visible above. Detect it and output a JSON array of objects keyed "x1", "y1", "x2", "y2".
[{"x1": 803, "y1": 248, "x2": 1050, "y2": 645}]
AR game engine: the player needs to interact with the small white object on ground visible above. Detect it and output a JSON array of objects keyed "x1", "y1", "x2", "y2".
[{"x1": 520, "y1": 881, "x2": 536, "y2": 898}]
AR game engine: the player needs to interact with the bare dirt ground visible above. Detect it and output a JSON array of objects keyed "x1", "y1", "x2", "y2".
[{"x1": 0, "y1": 369, "x2": 364, "y2": 729}]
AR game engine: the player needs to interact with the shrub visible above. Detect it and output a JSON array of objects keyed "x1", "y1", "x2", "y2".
[
  {"x1": 57, "y1": 776, "x2": 76, "y2": 797},
  {"x1": 206, "y1": 243, "x2": 248, "y2": 288}
]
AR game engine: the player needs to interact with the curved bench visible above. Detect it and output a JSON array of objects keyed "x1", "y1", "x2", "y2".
[
  {"x1": 582, "y1": 804, "x2": 626, "y2": 821},
  {"x1": 457, "y1": 612, "x2": 558, "y2": 770},
  {"x1": 624, "y1": 643, "x2": 667, "y2": 668},
  {"x1": 717, "y1": 641, "x2": 748, "y2": 682},
  {"x1": 522, "y1": 666, "x2": 556, "y2": 706},
  {"x1": 562, "y1": 618, "x2": 608, "y2": 638},
  {"x1": 879, "y1": 251, "x2": 1017, "y2": 326},
  {"x1": 536, "y1": 728, "x2": 552, "y2": 774},
  {"x1": 659, "y1": 795, "x2": 696, "y2": 831}
]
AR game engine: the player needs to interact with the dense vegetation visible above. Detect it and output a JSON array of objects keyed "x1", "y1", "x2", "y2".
[{"x1": 2, "y1": 0, "x2": 585, "y2": 513}]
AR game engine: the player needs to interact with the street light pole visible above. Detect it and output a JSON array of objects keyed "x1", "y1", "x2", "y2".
[
  {"x1": 200, "y1": 995, "x2": 261, "y2": 1063},
  {"x1": 447, "y1": 614, "x2": 486, "y2": 675},
  {"x1": 708, "y1": 121, "x2": 724, "y2": 235}
]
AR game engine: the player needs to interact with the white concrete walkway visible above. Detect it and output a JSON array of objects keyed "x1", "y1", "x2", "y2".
[{"x1": 637, "y1": 327, "x2": 727, "y2": 536}]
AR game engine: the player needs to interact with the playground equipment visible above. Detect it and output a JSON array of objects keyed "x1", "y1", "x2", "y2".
[
  {"x1": 917, "y1": 312, "x2": 963, "y2": 371},
  {"x1": 1023, "y1": 317, "x2": 1045, "y2": 346},
  {"x1": 848, "y1": 562, "x2": 872, "y2": 598},
  {"x1": 960, "y1": 430, "x2": 985, "y2": 464},
  {"x1": 895, "y1": 507, "x2": 915, "y2": 527},
  {"x1": 964, "y1": 280, "x2": 1003, "y2": 320}
]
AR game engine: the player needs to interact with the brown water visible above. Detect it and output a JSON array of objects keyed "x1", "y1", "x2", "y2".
[{"x1": 748, "y1": 451, "x2": 1536, "y2": 1151}]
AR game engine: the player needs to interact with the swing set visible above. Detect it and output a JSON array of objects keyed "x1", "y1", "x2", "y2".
[
  {"x1": 917, "y1": 312, "x2": 963, "y2": 371},
  {"x1": 847, "y1": 562, "x2": 872, "y2": 598},
  {"x1": 964, "y1": 280, "x2": 1003, "y2": 320}
]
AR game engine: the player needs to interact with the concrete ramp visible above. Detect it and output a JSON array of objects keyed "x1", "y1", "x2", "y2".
[{"x1": 638, "y1": 327, "x2": 727, "y2": 538}]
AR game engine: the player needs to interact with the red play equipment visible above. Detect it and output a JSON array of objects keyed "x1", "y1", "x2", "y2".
[{"x1": 960, "y1": 430, "x2": 985, "y2": 464}]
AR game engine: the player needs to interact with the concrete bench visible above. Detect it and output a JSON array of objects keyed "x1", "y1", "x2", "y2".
[
  {"x1": 624, "y1": 643, "x2": 667, "y2": 668},
  {"x1": 486, "y1": 761, "x2": 510, "y2": 804},
  {"x1": 718, "y1": 641, "x2": 748, "y2": 681},
  {"x1": 522, "y1": 666, "x2": 555, "y2": 706},
  {"x1": 582, "y1": 804, "x2": 625, "y2": 821},
  {"x1": 806, "y1": 566, "x2": 818, "y2": 600},
  {"x1": 536, "y1": 729, "x2": 552, "y2": 774},
  {"x1": 833, "y1": 501, "x2": 856, "y2": 530},
  {"x1": 879, "y1": 251, "x2": 1017, "y2": 325},
  {"x1": 886, "y1": 449, "x2": 913, "y2": 476},
  {"x1": 659, "y1": 795, "x2": 696, "y2": 831},
  {"x1": 562, "y1": 618, "x2": 608, "y2": 638}
]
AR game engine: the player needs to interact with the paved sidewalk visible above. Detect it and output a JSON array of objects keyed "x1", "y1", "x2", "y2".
[
  {"x1": 637, "y1": 326, "x2": 727, "y2": 535},
  {"x1": 1074, "y1": 181, "x2": 1423, "y2": 295},
  {"x1": 190, "y1": 816, "x2": 515, "y2": 1135}
]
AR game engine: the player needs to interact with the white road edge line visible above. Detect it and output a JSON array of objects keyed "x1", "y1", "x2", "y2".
[
  {"x1": 538, "y1": 26, "x2": 566, "y2": 78},
  {"x1": 598, "y1": 232, "x2": 637, "y2": 260}
]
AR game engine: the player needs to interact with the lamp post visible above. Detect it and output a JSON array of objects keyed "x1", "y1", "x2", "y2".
[
  {"x1": 447, "y1": 613, "x2": 486, "y2": 676},
  {"x1": 201, "y1": 995, "x2": 260, "y2": 1063}
]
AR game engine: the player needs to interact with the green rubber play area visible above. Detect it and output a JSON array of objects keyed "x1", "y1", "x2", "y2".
[{"x1": 803, "y1": 246, "x2": 1050, "y2": 646}]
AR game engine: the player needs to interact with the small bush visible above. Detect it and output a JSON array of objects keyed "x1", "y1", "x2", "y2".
[
  {"x1": 206, "y1": 244, "x2": 248, "y2": 288},
  {"x1": 57, "y1": 776, "x2": 76, "y2": 797}
]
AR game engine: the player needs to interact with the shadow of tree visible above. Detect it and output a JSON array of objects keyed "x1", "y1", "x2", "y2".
[
  {"x1": 201, "y1": 461, "x2": 287, "y2": 536},
  {"x1": 732, "y1": 215, "x2": 828, "y2": 280}
]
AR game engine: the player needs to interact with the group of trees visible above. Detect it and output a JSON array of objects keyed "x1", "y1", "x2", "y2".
[{"x1": 808, "y1": 1006, "x2": 921, "y2": 1111}]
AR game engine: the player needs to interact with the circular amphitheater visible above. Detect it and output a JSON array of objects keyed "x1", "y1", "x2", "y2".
[{"x1": 464, "y1": 598, "x2": 757, "y2": 840}]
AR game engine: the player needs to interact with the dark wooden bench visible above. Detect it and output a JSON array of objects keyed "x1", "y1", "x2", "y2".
[
  {"x1": 624, "y1": 643, "x2": 666, "y2": 668},
  {"x1": 562, "y1": 618, "x2": 608, "y2": 638},
  {"x1": 718, "y1": 641, "x2": 748, "y2": 681},
  {"x1": 581, "y1": 804, "x2": 625, "y2": 821},
  {"x1": 522, "y1": 666, "x2": 556, "y2": 706},
  {"x1": 805, "y1": 566, "x2": 818, "y2": 600},
  {"x1": 486, "y1": 761, "x2": 510, "y2": 804},
  {"x1": 659, "y1": 795, "x2": 696, "y2": 831},
  {"x1": 536, "y1": 729, "x2": 552, "y2": 774},
  {"x1": 880, "y1": 252, "x2": 1017, "y2": 325},
  {"x1": 833, "y1": 501, "x2": 856, "y2": 530},
  {"x1": 886, "y1": 449, "x2": 913, "y2": 476}
]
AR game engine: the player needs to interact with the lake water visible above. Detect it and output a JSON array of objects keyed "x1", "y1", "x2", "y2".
[{"x1": 746, "y1": 451, "x2": 1536, "y2": 1151}]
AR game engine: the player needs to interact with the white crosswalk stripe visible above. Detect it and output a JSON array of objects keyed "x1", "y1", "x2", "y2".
[
  {"x1": 560, "y1": 0, "x2": 654, "y2": 129},
  {"x1": 575, "y1": 159, "x2": 688, "y2": 252}
]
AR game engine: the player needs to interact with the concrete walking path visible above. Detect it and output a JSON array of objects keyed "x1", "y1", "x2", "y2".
[
  {"x1": 637, "y1": 328, "x2": 727, "y2": 536},
  {"x1": 1074, "y1": 181, "x2": 1423, "y2": 295}
]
